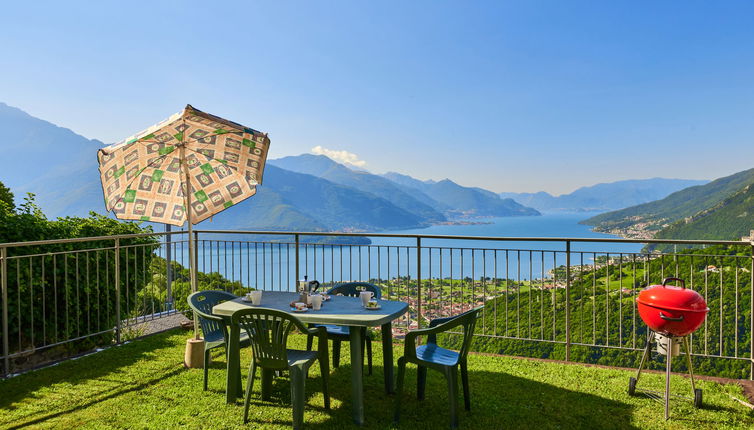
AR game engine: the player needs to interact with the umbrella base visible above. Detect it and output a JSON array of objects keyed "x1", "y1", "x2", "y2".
[{"x1": 184, "y1": 338, "x2": 205, "y2": 369}]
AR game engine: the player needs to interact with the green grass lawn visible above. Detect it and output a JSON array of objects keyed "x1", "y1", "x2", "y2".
[{"x1": 1, "y1": 329, "x2": 753, "y2": 429}]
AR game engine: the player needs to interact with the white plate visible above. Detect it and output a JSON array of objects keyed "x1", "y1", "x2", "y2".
[
  {"x1": 364, "y1": 305, "x2": 382, "y2": 310},
  {"x1": 241, "y1": 297, "x2": 253, "y2": 302},
  {"x1": 291, "y1": 308, "x2": 308, "y2": 313}
]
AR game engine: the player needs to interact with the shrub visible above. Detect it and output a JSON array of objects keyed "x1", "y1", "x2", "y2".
[{"x1": 0, "y1": 189, "x2": 158, "y2": 372}]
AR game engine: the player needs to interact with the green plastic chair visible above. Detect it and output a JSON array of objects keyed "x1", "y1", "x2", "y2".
[
  {"x1": 232, "y1": 308, "x2": 330, "y2": 429},
  {"x1": 187, "y1": 290, "x2": 251, "y2": 391},
  {"x1": 394, "y1": 307, "x2": 482, "y2": 429},
  {"x1": 305, "y1": 282, "x2": 381, "y2": 375}
]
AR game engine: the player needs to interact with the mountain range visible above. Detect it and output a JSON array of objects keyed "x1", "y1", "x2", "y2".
[
  {"x1": 0, "y1": 103, "x2": 540, "y2": 238},
  {"x1": 500, "y1": 178, "x2": 708, "y2": 212},
  {"x1": 269, "y1": 154, "x2": 447, "y2": 222},
  {"x1": 272, "y1": 155, "x2": 539, "y2": 219},
  {"x1": 379, "y1": 172, "x2": 538, "y2": 217},
  {"x1": 6, "y1": 101, "x2": 747, "y2": 245}
]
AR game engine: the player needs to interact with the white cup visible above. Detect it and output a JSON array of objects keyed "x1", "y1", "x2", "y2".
[
  {"x1": 310, "y1": 294, "x2": 323, "y2": 310},
  {"x1": 360, "y1": 291, "x2": 374, "y2": 307},
  {"x1": 249, "y1": 290, "x2": 262, "y2": 306}
]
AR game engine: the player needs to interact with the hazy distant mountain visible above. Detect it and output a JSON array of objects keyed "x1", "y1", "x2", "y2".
[
  {"x1": 220, "y1": 164, "x2": 427, "y2": 232},
  {"x1": 270, "y1": 154, "x2": 446, "y2": 223},
  {"x1": 500, "y1": 178, "x2": 709, "y2": 212},
  {"x1": 0, "y1": 102, "x2": 105, "y2": 216},
  {"x1": 378, "y1": 172, "x2": 449, "y2": 212},
  {"x1": 381, "y1": 172, "x2": 540, "y2": 217}
]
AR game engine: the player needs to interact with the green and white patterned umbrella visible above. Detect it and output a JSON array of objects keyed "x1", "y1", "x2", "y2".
[
  {"x1": 97, "y1": 105, "x2": 270, "y2": 343},
  {"x1": 98, "y1": 104, "x2": 270, "y2": 226}
]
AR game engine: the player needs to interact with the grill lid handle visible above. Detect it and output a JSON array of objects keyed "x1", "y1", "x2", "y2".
[
  {"x1": 661, "y1": 277, "x2": 686, "y2": 289},
  {"x1": 659, "y1": 312, "x2": 684, "y2": 322}
]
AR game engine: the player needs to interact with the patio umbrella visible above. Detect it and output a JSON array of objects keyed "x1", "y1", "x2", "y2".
[{"x1": 97, "y1": 104, "x2": 270, "y2": 338}]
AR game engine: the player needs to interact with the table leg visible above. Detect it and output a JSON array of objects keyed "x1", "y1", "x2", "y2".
[
  {"x1": 226, "y1": 323, "x2": 243, "y2": 403},
  {"x1": 381, "y1": 322, "x2": 394, "y2": 394},
  {"x1": 349, "y1": 326, "x2": 365, "y2": 425}
]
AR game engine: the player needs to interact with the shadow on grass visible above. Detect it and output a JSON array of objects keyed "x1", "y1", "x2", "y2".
[
  {"x1": 4, "y1": 364, "x2": 184, "y2": 429},
  {"x1": 236, "y1": 358, "x2": 638, "y2": 429},
  {"x1": 0, "y1": 331, "x2": 178, "y2": 417}
]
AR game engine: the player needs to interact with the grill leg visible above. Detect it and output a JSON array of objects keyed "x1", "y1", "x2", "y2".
[
  {"x1": 683, "y1": 337, "x2": 696, "y2": 392},
  {"x1": 635, "y1": 331, "x2": 653, "y2": 383},
  {"x1": 665, "y1": 336, "x2": 672, "y2": 420}
]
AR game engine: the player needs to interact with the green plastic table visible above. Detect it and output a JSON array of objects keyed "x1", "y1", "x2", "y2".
[{"x1": 212, "y1": 291, "x2": 409, "y2": 425}]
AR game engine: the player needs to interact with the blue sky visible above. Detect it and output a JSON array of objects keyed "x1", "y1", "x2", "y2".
[{"x1": 1, "y1": 1, "x2": 753, "y2": 194}]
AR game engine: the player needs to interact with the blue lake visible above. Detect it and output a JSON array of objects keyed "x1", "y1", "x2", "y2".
[
  {"x1": 370, "y1": 211, "x2": 644, "y2": 253},
  {"x1": 173, "y1": 212, "x2": 646, "y2": 290}
]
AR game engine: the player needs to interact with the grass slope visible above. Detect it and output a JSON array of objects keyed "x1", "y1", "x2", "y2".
[
  {"x1": 1, "y1": 330, "x2": 753, "y2": 429},
  {"x1": 653, "y1": 184, "x2": 754, "y2": 242},
  {"x1": 583, "y1": 168, "x2": 754, "y2": 230}
]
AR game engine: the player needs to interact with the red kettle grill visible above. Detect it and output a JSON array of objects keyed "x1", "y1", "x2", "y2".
[
  {"x1": 629, "y1": 277, "x2": 709, "y2": 420},
  {"x1": 636, "y1": 277, "x2": 709, "y2": 336}
]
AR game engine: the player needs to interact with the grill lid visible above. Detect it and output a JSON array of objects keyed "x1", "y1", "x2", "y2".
[{"x1": 636, "y1": 277, "x2": 708, "y2": 313}]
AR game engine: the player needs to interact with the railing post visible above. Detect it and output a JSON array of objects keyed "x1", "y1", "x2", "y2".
[
  {"x1": 416, "y1": 237, "x2": 422, "y2": 329},
  {"x1": 1, "y1": 247, "x2": 9, "y2": 377},
  {"x1": 565, "y1": 240, "x2": 571, "y2": 362},
  {"x1": 750, "y1": 243, "x2": 753, "y2": 380},
  {"x1": 295, "y1": 234, "x2": 300, "y2": 287},
  {"x1": 193, "y1": 231, "x2": 200, "y2": 283},
  {"x1": 114, "y1": 238, "x2": 121, "y2": 344},
  {"x1": 165, "y1": 225, "x2": 173, "y2": 311}
]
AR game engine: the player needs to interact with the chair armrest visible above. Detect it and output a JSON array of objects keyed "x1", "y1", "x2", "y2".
[
  {"x1": 192, "y1": 307, "x2": 226, "y2": 323},
  {"x1": 406, "y1": 308, "x2": 483, "y2": 354},
  {"x1": 428, "y1": 315, "x2": 456, "y2": 328},
  {"x1": 404, "y1": 322, "x2": 460, "y2": 358},
  {"x1": 429, "y1": 307, "x2": 483, "y2": 328},
  {"x1": 289, "y1": 317, "x2": 326, "y2": 338}
]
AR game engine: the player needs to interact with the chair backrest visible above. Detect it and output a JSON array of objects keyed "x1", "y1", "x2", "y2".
[
  {"x1": 231, "y1": 308, "x2": 308, "y2": 370},
  {"x1": 187, "y1": 290, "x2": 238, "y2": 343},
  {"x1": 429, "y1": 307, "x2": 482, "y2": 359},
  {"x1": 327, "y1": 282, "x2": 382, "y2": 299}
]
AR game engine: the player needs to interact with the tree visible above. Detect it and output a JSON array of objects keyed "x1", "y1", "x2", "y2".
[{"x1": 0, "y1": 180, "x2": 14, "y2": 211}]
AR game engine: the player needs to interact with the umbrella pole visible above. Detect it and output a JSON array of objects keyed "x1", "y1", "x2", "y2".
[
  {"x1": 181, "y1": 144, "x2": 204, "y2": 369},
  {"x1": 179, "y1": 144, "x2": 200, "y2": 339},
  {"x1": 187, "y1": 208, "x2": 199, "y2": 340}
]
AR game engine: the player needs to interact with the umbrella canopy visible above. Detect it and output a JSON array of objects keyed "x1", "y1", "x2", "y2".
[
  {"x1": 97, "y1": 105, "x2": 270, "y2": 344},
  {"x1": 98, "y1": 104, "x2": 270, "y2": 226}
]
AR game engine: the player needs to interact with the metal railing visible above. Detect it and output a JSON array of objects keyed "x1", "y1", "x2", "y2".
[{"x1": 1, "y1": 229, "x2": 752, "y2": 379}]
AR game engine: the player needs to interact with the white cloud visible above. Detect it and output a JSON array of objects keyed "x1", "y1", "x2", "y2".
[{"x1": 311, "y1": 146, "x2": 367, "y2": 167}]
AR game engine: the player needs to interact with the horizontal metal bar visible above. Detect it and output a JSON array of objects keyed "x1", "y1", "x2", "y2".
[
  {"x1": 1, "y1": 228, "x2": 748, "y2": 252},
  {"x1": 0, "y1": 230, "x2": 187, "y2": 249},
  {"x1": 194, "y1": 229, "x2": 750, "y2": 246},
  {"x1": 1, "y1": 328, "x2": 116, "y2": 359},
  {"x1": 3, "y1": 240, "x2": 187, "y2": 260}
]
